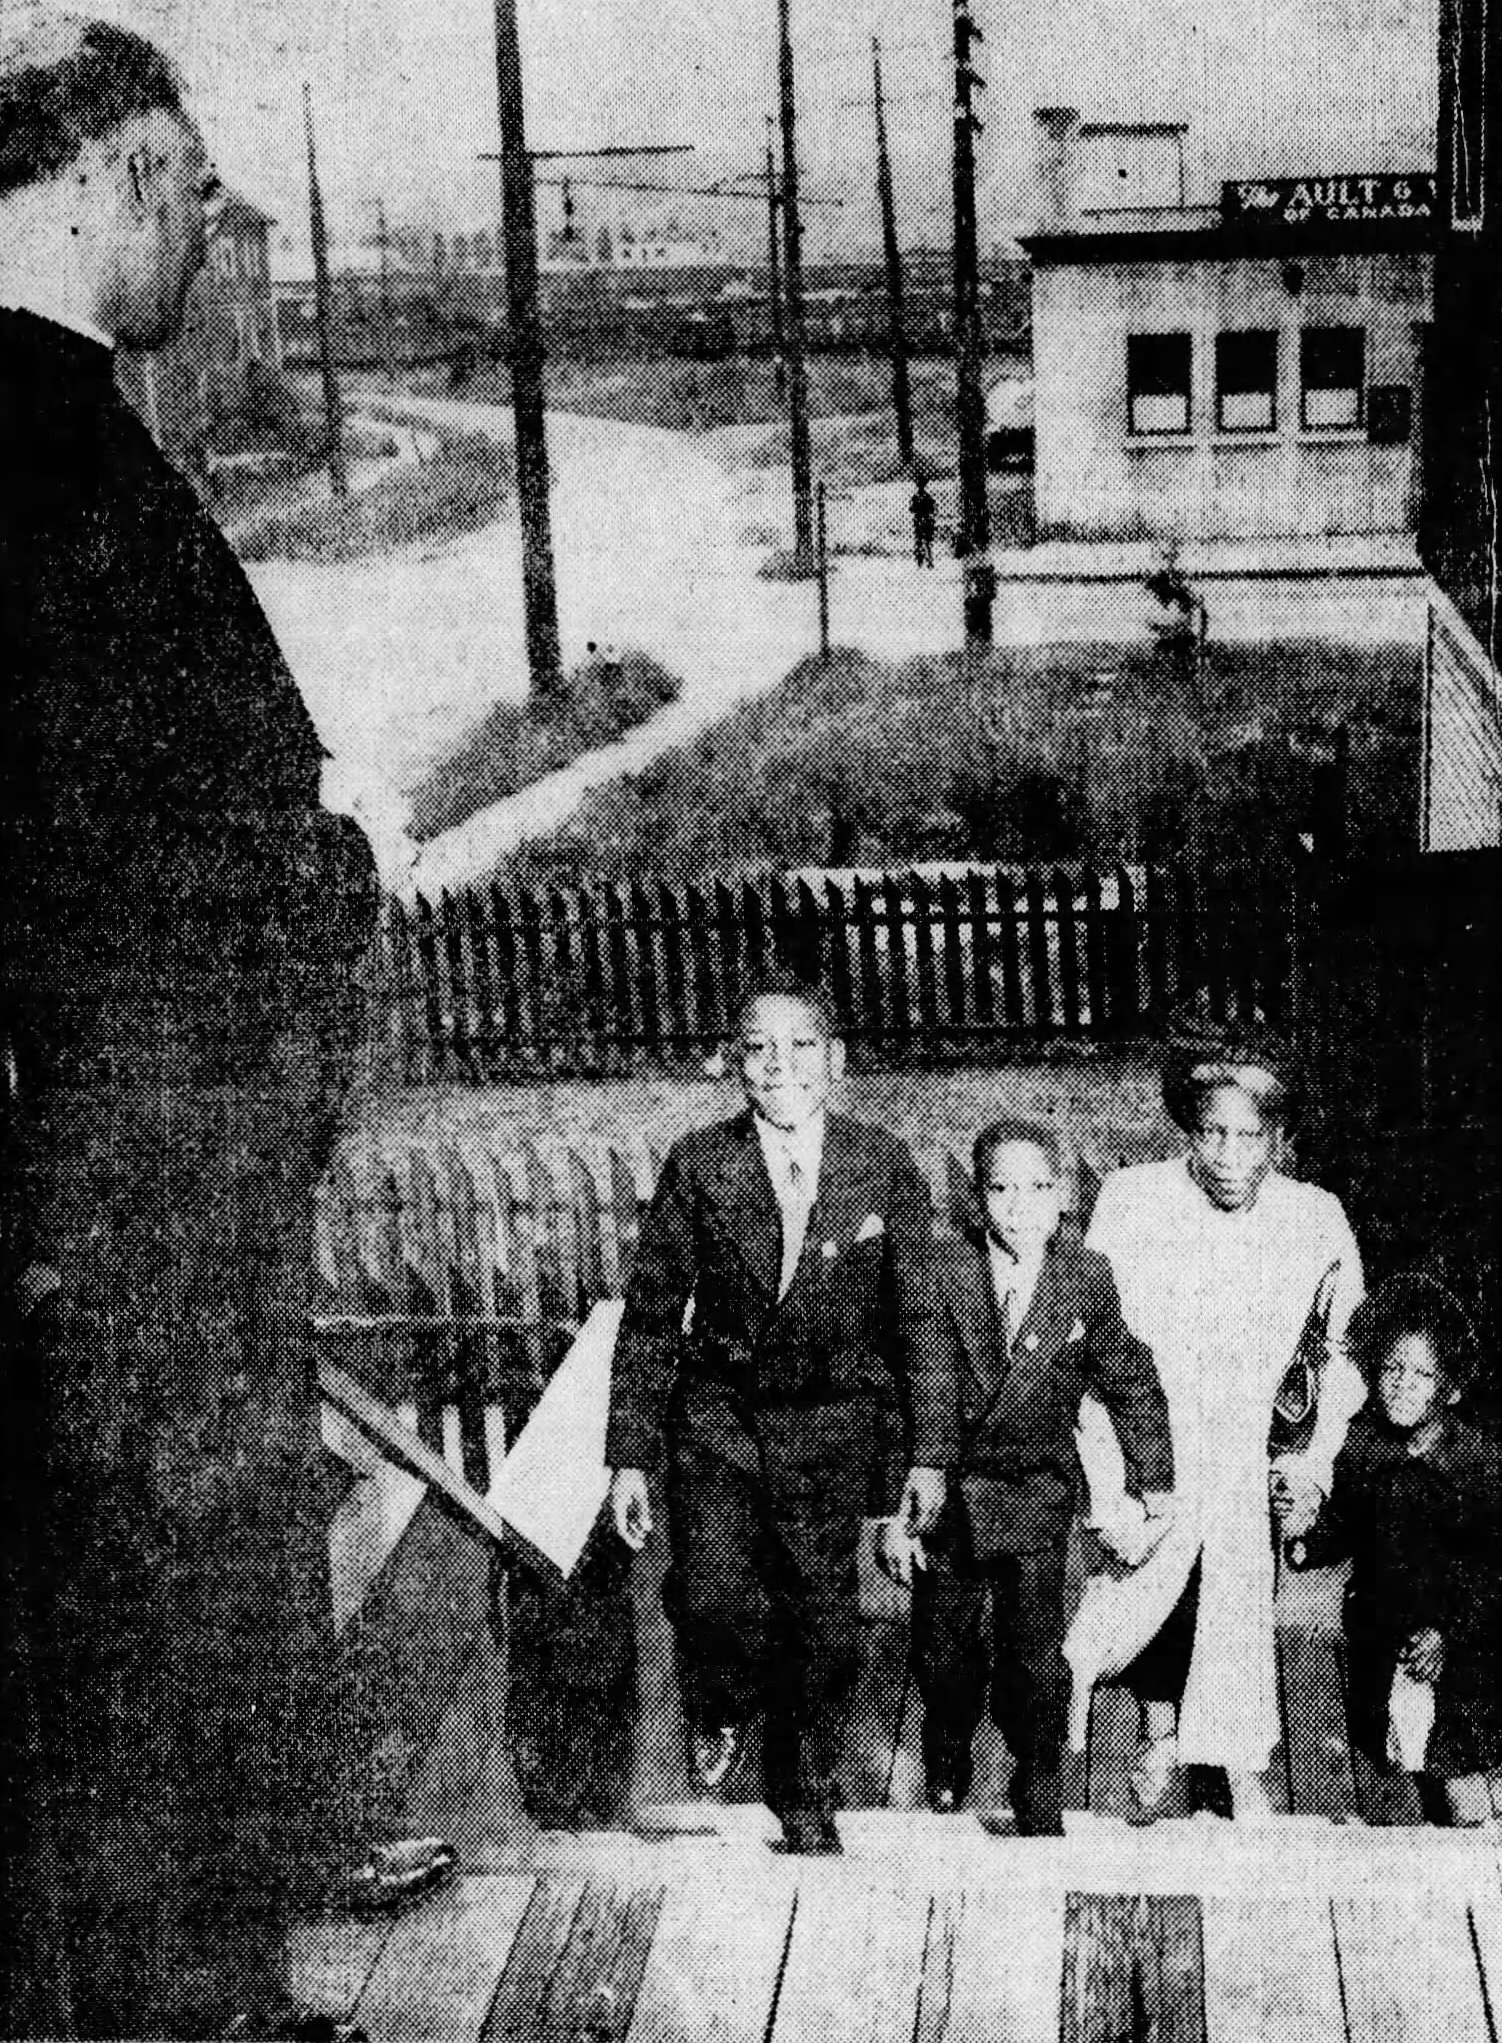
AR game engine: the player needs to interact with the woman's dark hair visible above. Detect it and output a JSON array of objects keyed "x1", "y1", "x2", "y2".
[
  {"x1": 1159, "y1": 1001, "x2": 1299, "y2": 1135},
  {"x1": 1347, "y1": 1272, "x2": 1486, "y2": 1399},
  {"x1": 972, "y1": 1118, "x2": 1066, "y2": 1183},
  {"x1": 0, "y1": 16, "x2": 185, "y2": 200}
]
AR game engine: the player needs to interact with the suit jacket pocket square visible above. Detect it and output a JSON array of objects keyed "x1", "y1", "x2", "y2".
[
  {"x1": 855, "y1": 1215, "x2": 885, "y2": 1242},
  {"x1": 1068, "y1": 1319, "x2": 1087, "y2": 1343}
]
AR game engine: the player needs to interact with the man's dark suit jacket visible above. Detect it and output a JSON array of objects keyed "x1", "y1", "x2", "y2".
[
  {"x1": 930, "y1": 1224, "x2": 1173, "y2": 1558},
  {"x1": 606, "y1": 1110, "x2": 952, "y2": 1506},
  {"x1": 0, "y1": 308, "x2": 374, "y2": 2033}
]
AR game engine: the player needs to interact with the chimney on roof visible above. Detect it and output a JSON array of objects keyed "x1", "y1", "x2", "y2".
[{"x1": 1033, "y1": 107, "x2": 1079, "y2": 227}]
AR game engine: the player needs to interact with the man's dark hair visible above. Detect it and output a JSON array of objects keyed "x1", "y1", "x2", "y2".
[
  {"x1": 0, "y1": 15, "x2": 184, "y2": 200},
  {"x1": 972, "y1": 1118, "x2": 1066, "y2": 1183}
]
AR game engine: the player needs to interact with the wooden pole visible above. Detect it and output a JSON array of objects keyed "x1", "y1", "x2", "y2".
[
  {"x1": 765, "y1": 121, "x2": 787, "y2": 399},
  {"x1": 816, "y1": 480, "x2": 830, "y2": 659},
  {"x1": 302, "y1": 83, "x2": 347, "y2": 499},
  {"x1": 493, "y1": 0, "x2": 564, "y2": 706},
  {"x1": 951, "y1": 0, "x2": 989, "y2": 556},
  {"x1": 872, "y1": 38, "x2": 915, "y2": 470},
  {"x1": 776, "y1": 0, "x2": 815, "y2": 573},
  {"x1": 375, "y1": 195, "x2": 396, "y2": 388}
]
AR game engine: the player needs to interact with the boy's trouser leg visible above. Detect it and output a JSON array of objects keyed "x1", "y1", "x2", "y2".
[
  {"x1": 662, "y1": 1442, "x2": 773, "y2": 1734},
  {"x1": 910, "y1": 1563, "x2": 990, "y2": 1799},
  {"x1": 989, "y1": 1548, "x2": 1070, "y2": 1835},
  {"x1": 758, "y1": 1497, "x2": 864, "y2": 1820}
]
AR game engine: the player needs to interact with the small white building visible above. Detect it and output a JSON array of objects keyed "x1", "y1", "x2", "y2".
[{"x1": 1022, "y1": 111, "x2": 1435, "y2": 543}]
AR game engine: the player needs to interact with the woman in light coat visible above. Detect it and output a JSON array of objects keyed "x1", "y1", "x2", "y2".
[{"x1": 1066, "y1": 1029, "x2": 1365, "y2": 1820}]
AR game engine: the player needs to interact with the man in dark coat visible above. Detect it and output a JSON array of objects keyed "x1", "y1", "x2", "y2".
[
  {"x1": 881, "y1": 1121, "x2": 1174, "y2": 1834},
  {"x1": 0, "y1": 17, "x2": 381, "y2": 2035},
  {"x1": 607, "y1": 983, "x2": 951, "y2": 1853}
]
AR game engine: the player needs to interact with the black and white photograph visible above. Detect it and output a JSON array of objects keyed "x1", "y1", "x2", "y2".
[{"x1": 2, "y1": 0, "x2": 1500, "y2": 2034}]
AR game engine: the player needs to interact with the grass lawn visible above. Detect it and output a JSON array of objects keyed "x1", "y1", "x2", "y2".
[
  {"x1": 235, "y1": 429, "x2": 512, "y2": 563},
  {"x1": 488, "y1": 636, "x2": 1421, "y2": 888},
  {"x1": 408, "y1": 649, "x2": 683, "y2": 840}
]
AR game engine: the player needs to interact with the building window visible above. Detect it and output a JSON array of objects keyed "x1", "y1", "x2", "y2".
[
  {"x1": 214, "y1": 238, "x2": 236, "y2": 279},
  {"x1": 1216, "y1": 329, "x2": 1277, "y2": 431},
  {"x1": 1127, "y1": 333, "x2": 1192, "y2": 434},
  {"x1": 1449, "y1": 0, "x2": 1487, "y2": 223},
  {"x1": 1300, "y1": 326, "x2": 1364, "y2": 428}
]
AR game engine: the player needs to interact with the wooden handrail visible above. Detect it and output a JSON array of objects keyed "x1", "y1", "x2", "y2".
[{"x1": 317, "y1": 1359, "x2": 514, "y2": 1551}]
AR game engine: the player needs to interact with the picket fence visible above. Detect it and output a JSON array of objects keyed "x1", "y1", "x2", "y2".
[{"x1": 374, "y1": 861, "x2": 1300, "y2": 1081}]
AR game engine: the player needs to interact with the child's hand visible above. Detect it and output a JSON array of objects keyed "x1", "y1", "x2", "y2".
[
  {"x1": 1097, "y1": 1497, "x2": 1166, "y2": 1569},
  {"x1": 1270, "y1": 1457, "x2": 1320, "y2": 1538},
  {"x1": 874, "y1": 1517, "x2": 926, "y2": 1588},
  {"x1": 1401, "y1": 1628, "x2": 1444, "y2": 1683}
]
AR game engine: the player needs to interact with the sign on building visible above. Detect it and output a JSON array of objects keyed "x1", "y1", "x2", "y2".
[{"x1": 1221, "y1": 173, "x2": 1436, "y2": 229}]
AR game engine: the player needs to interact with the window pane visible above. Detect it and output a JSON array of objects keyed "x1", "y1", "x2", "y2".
[
  {"x1": 1302, "y1": 326, "x2": 1364, "y2": 389},
  {"x1": 1301, "y1": 326, "x2": 1364, "y2": 427},
  {"x1": 1216, "y1": 330, "x2": 1276, "y2": 394},
  {"x1": 1304, "y1": 385, "x2": 1361, "y2": 427},
  {"x1": 1131, "y1": 391, "x2": 1191, "y2": 432},
  {"x1": 1128, "y1": 332, "x2": 1191, "y2": 395},
  {"x1": 1216, "y1": 330, "x2": 1276, "y2": 431},
  {"x1": 1127, "y1": 332, "x2": 1191, "y2": 432},
  {"x1": 1221, "y1": 388, "x2": 1275, "y2": 429}
]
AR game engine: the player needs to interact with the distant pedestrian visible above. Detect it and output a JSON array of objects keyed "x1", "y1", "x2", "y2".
[{"x1": 911, "y1": 473, "x2": 936, "y2": 568}]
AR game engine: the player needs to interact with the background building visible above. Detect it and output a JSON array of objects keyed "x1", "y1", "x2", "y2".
[
  {"x1": 1022, "y1": 111, "x2": 1434, "y2": 543},
  {"x1": 117, "y1": 187, "x2": 282, "y2": 475}
]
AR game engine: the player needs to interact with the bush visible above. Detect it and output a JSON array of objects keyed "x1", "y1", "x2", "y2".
[
  {"x1": 408, "y1": 648, "x2": 683, "y2": 840},
  {"x1": 235, "y1": 431, "x2": 510, "y2": 563}
]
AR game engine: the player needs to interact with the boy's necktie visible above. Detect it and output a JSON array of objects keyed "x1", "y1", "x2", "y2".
[{"x1": 777, "y1": 1153, "x2": 813, "y2": 1297}]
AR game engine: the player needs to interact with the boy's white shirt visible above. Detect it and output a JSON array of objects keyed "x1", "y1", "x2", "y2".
[
  {"x1": 985, "y1": 1237, "x2": 1044, "y2": 1335},
  {"x1": 753, "y1": 1108, "x2": 826, "y2": 1296}
]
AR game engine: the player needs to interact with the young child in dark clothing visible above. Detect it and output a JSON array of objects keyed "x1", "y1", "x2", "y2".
[{"x1": 1286, "y1": 1274, "x2": 1502, "y2": 1825}]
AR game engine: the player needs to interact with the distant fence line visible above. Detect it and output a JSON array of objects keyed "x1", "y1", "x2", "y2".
[{"x1": 372, "y1": 862, "x2": 1302, "y2": 1082}]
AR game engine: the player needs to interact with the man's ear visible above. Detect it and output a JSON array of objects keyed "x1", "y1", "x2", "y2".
[{"x1": 828, "y1": 1037, "x2": 847, "y2": 1083}]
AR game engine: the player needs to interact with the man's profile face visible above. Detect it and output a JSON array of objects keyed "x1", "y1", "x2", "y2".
[
  {"x1": 736, "y1": 994, "x2": 842, "y2": 1131},
  {"x1": 108, "y1": 107, "x2": 210, "y2": 348}
]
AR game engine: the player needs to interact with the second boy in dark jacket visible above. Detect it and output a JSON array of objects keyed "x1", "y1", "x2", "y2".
[{"x1": 881, "y1": 1121, "x2": 1174, "y2": 1834}]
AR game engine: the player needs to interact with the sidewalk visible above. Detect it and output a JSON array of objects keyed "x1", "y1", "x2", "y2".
[{"x1": 988, "y1": 529, "x2": 1422, "y2": 582}]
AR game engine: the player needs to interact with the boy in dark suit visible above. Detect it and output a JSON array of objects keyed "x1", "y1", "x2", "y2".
[
  {"x1": 607, "y1": 981, "x2": 952, "y2": 1854},
  {"x1": 880, "y1": 1121, "x2": 1174, "y2": 1835}
]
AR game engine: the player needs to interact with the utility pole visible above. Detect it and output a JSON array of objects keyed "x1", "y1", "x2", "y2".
[
  {"x1": 872, "y1": 38, "x2": 914, "y2": 470},
  {"x1": 374, "y1": 195, "x2": 396, "y2": 388},
  {"x1": 952, "y1": 0, "x2": 989, "y2": 556},
  {"x1": 816, "y1": 481, "x2": 830, "y2": 659},
  {"x1": 493, "y1": 0, "x2": 564, "y2": 707},
  {"x1": 764, "y1": 120, "x2": 787, "y2": 398},
  {"x1": 302, "y1": 82, "x2": 346, "y2": 499},
  {"x1": 776, "y1": 0, "x2": 815, "y2": 574}
]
